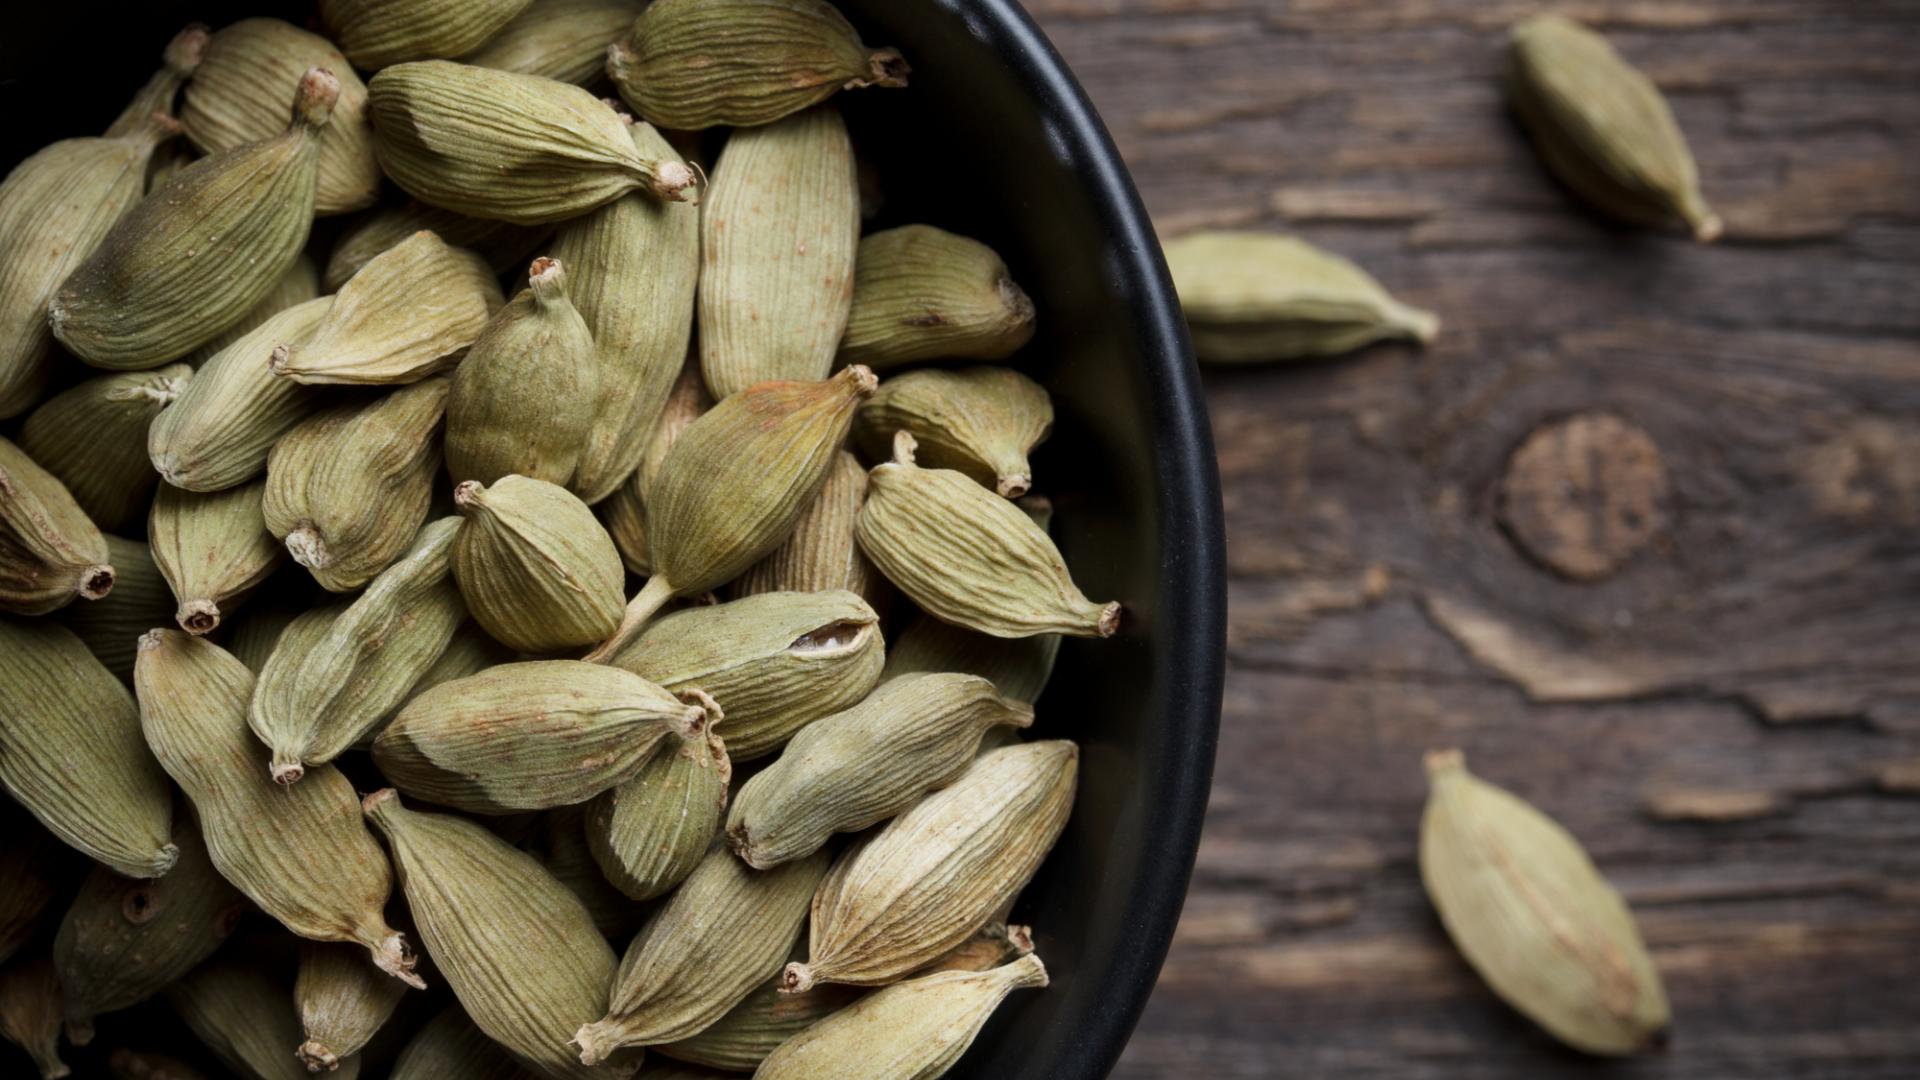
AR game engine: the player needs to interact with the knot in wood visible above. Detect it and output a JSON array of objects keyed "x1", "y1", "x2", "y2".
[{"x1": 1497, "y1": 412, "x2": 1668, "y2": 582}]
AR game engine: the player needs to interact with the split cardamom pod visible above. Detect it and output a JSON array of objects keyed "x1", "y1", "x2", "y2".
[
  {"x1": 786, "y1": 740, "x2": 1077, "y2": 991},
  {"x1": 0, "y1": 807, "x2": 62, "y2": 969},
  {"x1": 451, "y1": 475, "x2": 626, "y2": 652},
  {"x1": 883, "y1": 612, "x2": 1058, "y2": 706},
  {"x1": 0, "y1": 953, "x2": 69, "y2": 1080},
  {"x1": 837, "y1": 225, "x2": 1036, "y2": 371},
  {"x1": 698, "y1": 106, "x2": 859, "y2": 398},
  {"x1": 730, "y1": 450, "x2": 888, "y2": 607},
  {"x1": 324, "y1": 199, "x2": 551, "y2": 292},
  {"x1": 654, "y1": 951, "x2": 859, "y2": 1073},
  {"x1": 1419, "y1": 749, "x2": 1670, "y2": 1055},
  {"x1": 598, "y1": 357, "x2": 708, "y2": 575},
  {"x1": 392, "y1": 1004, "x2": 542, "y2": 1080},
  {"x1": 530, "y1": 805, "x2": 648, "y2": 944},
  {"x1": 134, "y1": 630, "x2": 424, "y2": 989},
  {"x1": 468, "y1": 0, "x2": 646, "y2": 86},
  {"x1": 182, "y1": 254, "x2": 321, "y2": 367},
  {"x1": 296, "y1": 942, "x2": 410, "y2": 1072},
  {"x1": 585, "y1": 726, "x2": 731, "y2": 900},
  {"x1": 608, "y1": 0, "x2": 907, "y2": 130},
  {"x1": 855, "y1": 367, "x2": 1052, "y2": 498},
  {"x1": 150, "y1": 478, "x2": 284, "y2": 635},
  {"x1": 165, "y1": 957, "x2": 343, "y2": 1080},
  {"x1": 322, "y1": 0, "x2": 535, "y2": 71},
  {"x1": 0, "y1": 436, "x2": 116, "y2": 614},
  {"x1": 1508, "y1": 14, "x2": 1720, "y2": 241},
  {"x1": 19, "y1": 365, "x2": 191, "y2": 532},
  {"x1": 1163, "y1": 231, "x2": 1440, "y2": 363}
]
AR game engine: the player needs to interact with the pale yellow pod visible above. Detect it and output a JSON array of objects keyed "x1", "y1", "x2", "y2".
[
  {"x1": 468, "y1": 0, "x2": 646, "y2": 85},
  {"x1": 837, "y1": 225, "x2": 1036, "y2": 372},
  {"x1": 322, "y1": 0, "x2": 534, "y2": 71},
  {"x1": 0, "y1": 436, "x2": 116, "y2": 615},
  {"x1": 19, "y1": 365, "x2": 191, "y2": 534},
  {"x1": 295, "y1": 942, "x2": 409, "y2": 1072},
  {"x1": 854, "y1": 367, "x2": 1053, "y2": 499}
]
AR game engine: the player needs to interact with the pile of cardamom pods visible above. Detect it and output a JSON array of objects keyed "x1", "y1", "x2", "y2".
[{"x1": 0, "y1": 3, "x2": 1115, "y2": 1078}]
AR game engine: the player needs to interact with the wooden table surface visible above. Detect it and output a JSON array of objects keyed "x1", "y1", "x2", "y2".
[{"x1": 1027, "y1": 2, "x2": 1920, "y2": 1076}]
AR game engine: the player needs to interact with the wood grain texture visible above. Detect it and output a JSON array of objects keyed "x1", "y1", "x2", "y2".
[{"x1": 1027, "y1": 1, "x2": 1920, "y2": 1075}]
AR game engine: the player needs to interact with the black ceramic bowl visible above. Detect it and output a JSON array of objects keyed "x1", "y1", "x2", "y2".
[{"x1": 1, "y1": 3, "x2": 1225, "y2": 1077}]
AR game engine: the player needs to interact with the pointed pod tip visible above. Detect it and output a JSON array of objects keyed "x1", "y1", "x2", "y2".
[
  {"x1": 652, "y1": 159, "x2": 699, "y2": 204},
  {"x1": 572, "y1": 1022, "x2": 616, "y2": 1067},
  {"x1": 452, "y1": 479, "x2": 486, "y2": 511},
  {"x1": 890, "y1": 429, "x2": 919, "y2": 466},
  {"x1": 863, "y1": 47, "x2": 911, "y2": 89},
  {"x1": 1424, "y1": 748, "x2": 1467, "y2": 779},
  {"x1": 779, "y1": 962, "x2": 816, "y2": 995},
  {"x1": 1692, "y1": 212, "x2": 1724, "y2": 244},
  {"x1": 361, "y1": 787, "x2": 400, "y2": 817},
  {"x1": 997, "y1": 473, "x2": 1032, "y2": 499},
  {"x1": 79, "y1": 564, "x2": 115, "y2": 601},
  {"x1": 296, "y1": 1041, "x2": 338, "y2": 1072},
  {"x1": 270, "y1": 760, "x2": 305, "y2": 786},
  {"x1": 62, "y1": 1020, "x2": 94, "y2": 1048},
  {"x1": 165, "y1": 24, "x2": 211, "y2": 74},
  {"x1": 1096, "y1": 602, "x2": 1122, "y2": 638},
  {"x1": 294, "y1": 67, "x2": 341, "y2": 130},
  {"x1": 177, "y1": 600, "x2": 220, "y2": 635},
  {"x1": 844, "y1": 364, "x2": 879, "y2": 397}
]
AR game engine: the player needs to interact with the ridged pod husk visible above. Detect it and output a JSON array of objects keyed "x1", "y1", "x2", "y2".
[
  {"x1": 728, "y1": 673, "x2": 1033, "y2": 869},
  {"x1": 758, "y1": 955, "x2": 1047, "y2": 1080},
  {"x1": 106, "y1": 1047, "x2": 215, "y2": 1080},
  {"x1": 1163, "y1": 231, "x2": 1441, "y2": 363},
  {"x1": 552, "y1": 122, "x2": 700, "y2": 503},
  {"x1": 654, "y1": 951, "x2": 859, "y2": 1073},
  {"x1": 0, "y1": 809, "x2": 63, "y2": 969},
  {"x1": 322, "y1": 0, "x2": 535, "y2": 71},
  {"x1": 324, "y1": 200, "x2": 552, "y2": 292},
  {"x1": 0, "y1": 437, "x2": 115, "y2": 614},
  {"x1": 148, "y1": 296, "x2": 334, "y2": 492},
  {"x1": 134, "y1": 630, "x2": 423, "y2": 989},
  {"x1": 262, "y1": 377, "x2": 448, "y2": 591},
  {"x1": 391, "y1": 1004, "x2": 542, "y2": 1080},
  {"x1": 858, "y1": 433, "x2": 1119, "y2": 639},
  {"x1": 608, "y1": 590, "x2": 883, "y2": 761},
  {"x1": 451, "y1": 475, "x2": 626, "y2": 652},
  {"x1": 50, "y1": 69, "x2": 339, "y2": 370},
  {"x1": 0, "y1": 618, "x2": 174, "y2": 878},
  {"x1": 273, "y1": 232, "x2": 504, "y2": 386},
  {"x1": 1508, "y1": 14, "x2": 1720, "y2": 241},
  {"x1": 183, "y1": 18, "x2": 380, "y2": 215},
  {"x1": 447, "y1": 257, "x2": 598, "y2": 487},
  {"x1": 786, "y1": 741, "x2": 1077, "y2": 991},
  {"x1": 19, "y1": 366, "x2": 190, "y2": 533},
  {"x1": 296, "y1": 942, "x2": 410, "y2": 1072},
  {"x1": 530, "y1": 806, "x2": 647, "y2": 943},
  {"x1": 1419, "y1": 750, "x2": 1670, "y2": 1055},
  {"x1": 855, "y1": 367, "x2": 1052, "y2": 499},
  {"x1": 373, "y1": 660, "x2": 709, "y2": 814},
  {"x1": 837, "y1": 226, "x2": 1036, "y2": 372},
  {"x1": 882, "y1": 612, "x2": 1059, "y2": 706},
  {"x1": 698, "y1": 107, "x2": 858, "y2": 398},
  {"x1": 914, "y1": 917, "x2": 1035, "y2": 977},
  {"x1": 250, "y1": 517, "x2": 465, "y2": 783},
  {"x1": 183, "y1": 254, "x2": 322, "y2": 368},
  {"x1": 149, "y1": 479, "x2": 282, "y2": 635},
  {"x1": 400, "y1": 619, "x2": 515, "y2": 707},
  {"x1": 53, "y1": 814, "x2": 244, "y2": 1044},
  {"x1": 0, "y1": 26, "x2": 205, "y2": 418},
  {"x1": 598, "y1": 357, "x2": 708, "y2": 575},
  {"x1": 362, "y1": 790, "x2": 640, "y2": 1080},
  {"x1": 585, "y1": 726, "x2": 731, "y2": 900},
  {"x1": 165, "y1": 958, "x2": 354, "y2": 1080},
  {"x1": 0, "y1": 953, "x2": 69, "y2": 1080},
  {"x1": 469, "y1": 0, "x2": 647, "y2": 85},
  {"x1": 730, "y1": 451, "x2": 888, "y2": 607},
  {"x1": 368, "y1": 62, "x2": 698, "y2": 225},
  {"x1": 608, "y1": 0, "x2": 907, "y2": 130},
  {"x1": 573, "y1": 845, "x2": 831, "y2": 1064}
]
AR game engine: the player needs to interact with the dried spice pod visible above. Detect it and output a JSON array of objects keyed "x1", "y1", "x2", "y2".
[
  {"x1": 585, "y1": 726, "x2": 731, "y2": 900},
  {"x1": 322, "y1": 0, "x2": 535, "y2": 71},
  {"x1": 451, "y1": 476, "x2": 626, "y2": 653},
  {"x1": 446, "y1": 257, "x2": 598, "y2": 487},
  {"x1": 263, "y1": 377, "x2": 449, "y2": 591},
  {"x1": 0, "y1": 618, "x2": 174, "y2": 878},
  {"x1": 654, "y1": 952, "x2": 858, "y2": 1073},
  {"x1": 148, "y1": 296, "x2": 333, "y2": 492},
  {"x1": 184, "y1": 18, "x2": 380, "y2": 215},
  {"x1": 166, "y1": 958, "x2": 347, "y2": 1080},
  {"x1": 731, "y1": 451, "x2": 888, "y2": 606},
  {"x1": 574, "y1": 846, "x2": 830, "y2": 1063},
  {"x1": 369, "y1": 61, "x2": 697, "y2": 224},
  {"x1": 1420, "y1": 750, "x2": 1670, "y2": 1055},
  {"x1": 363, "y1": 790, "x2": 638, "y2": 1080},
  {"x1": 529, "y1": 806, "x2": 646, "y2": 943},
  {"x1": 0, "y1": 953, "x2": 69, "y2": 1080},
  {"x1": 324, "y1": 200, "x2": 552, "y2": 292},
  {"x1": 698, "y1": 107, "x2": 858, "y2": 398},
  {"x1": 272, "y1": 232, "x2": 504, "y2": 386},
  {"x1": 882, "y1": 612, "x2": 1058, "y2": 706},
  {"x1": 0, "y1": 437, "x2": 115, "y2": 615},
  {"x1": 1508, "y1": 14, "x2": 1720, "y2": 241},
  {"x1": 399, "y1": 619, "x2": 514, "y2": 707},
  {"x1": 183, "y1": 254, "x2": 322, "y2": 367},
  {"x1": 53, "y1": 815, "x2": 246, "y2": 1045},
  {"x1": 1164, "y1": 231, "x2": 1440, "y2": 363},
  {"x1": 251, "y1": 517, "x2": 465, "y2": 783},
  {"x1": 787, "y1": 741, "x2": 1077, "y2": 991},
  {"x1": 149, "y1": 478, "x2": 283, "y2": 634},
  {"x1": 391, "y1": 1004, "x2": 541, "y2": 1080},
  {"x1": 855, "y1": 367, "x2": 1052, "y2": 498},
  {"x1": 374, "y1": 660, "x2": 708, "y2": 814},
  {"x1": 914, "y1": 918, "x2": 1034, "y2": 976},
  {"x1": 608, "y1": 590, "x2": 883, "y2": 761},
  {"x1": 296, "y1": 942, "x2": 410, "y2": 1072},
  {"x1": 837, "y1": 226, "x2": 1036, "y2": 371},
  {"x1": 858, "y1": 433, "x2": 1118, "y2": 639},
  {"x1": 469, "y1": 0, "x2": 646, "y2": 85},
  {"x1": 608, "y1": 0, "x2": 906, "y2": 130},
  {"x1": 19, "y1": 365, "x2": 191, "y2": 533},
  {"x1": 135, "y1": 631, "x2": 423, "y2": 988},
  {"x1": 598, "y1": 357, "x2": 709, "y2": 575},
  {"x1": 51, "y1": 68, "x2": 339, "y2": 370},
  {"x1": 728, "y1": 673, "x2": 1033, "y2": 869},
  {"x1": 106, "y1": 1048, "x2": 215, "y2": 1080},
  {"x1": 0, "y1": 808, "x2": 63, "y2": 969},
  {"x1": 758, "y1": 955, "x2": 1047, "y2": 1080}
]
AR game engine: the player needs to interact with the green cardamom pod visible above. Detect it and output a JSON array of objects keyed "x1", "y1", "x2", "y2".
[
  {"x1": 0, "y1": 953, "x2": 69, "y2": 1080},
  {"x1": 134, "y1": 630, "x2": 424, "y2": 989},
  {"x1": 606, "y1": 589, "x2": 883, "y2": 761},
  {"x1": 585, "y1": 726, "x2": 731, "y2": 900},
  {"x1": 786, "y1": 740, "x2": 1077, "y2": 991},
  {"x1": 251, "y1": 517, "x2": 465, "y2": 783},
  {"x1": 166, "y1": 957, "x2": 351, "y2": 1080},
  {"x1": 19, "y1": 366, "x2": 191, "y2": 533},
  {"x1": 184, "y1": 18, "x2": 380, "y2": 215},
  {"x1": 296, "y1": 942, "x2": 410, "y2": 1072},
  {"x1": 400, "y1": 618, "x2": 515, "y2": 707},
  {"x1": 837, "y1": 225, "x2": 1036, "y2": 371},
  {"x1": 262, "y1": 377, "x2": 448, "y2": 592},
  {"x1": 322, "y1": 0, "x2": 535, "y2": 71},
  {"x1": 730, "y1": 450, "x2": 888, "y2": 608},
  {"x1": 373, "y1": 660, "x2": 709, "y2": 814},
  {"x1": 324, "y1": 199, "x2": 552, "y2": 292},
  {"x1": 0, "y1": 807, "x2": 63, "y2": 969},
  {"x1": 883, "y1": 612, "x2": 1058, "y2": 706},
  {"x1": 858, "y1": 433, "x2": 1119, "y2": 639},
  {"x1": 51, "y1": 68, "x2": 339, "y2": 370},
  {"x1": 149, "y1": 478, "x2": 284, "y2": 634},
  {"x1": 653, "y1": 950, "x2": 859, "y2": 1073},
  {"x1": 758, "y1": 955, "x2": 1047, "y2": 1080},
  {"x1": 574, "y1": 845, "x2": 830, "y2": 1064},
  {"x1": 698, "y1": 107, "x2": 858, "y2": 398},
  {"x1": 451, "y1": 475, "x2": 626, "y2": 652},
  {"x1": 392, "y1": 1004, "x2": 542, "y2": 1080},
  {"x1": 1508, "y1": 14, "x2": 1720, "y2": 241},
  {"x1": 529, "y1": 805, "x2": 647, "y2": 943},
  {"x1": 0, "y1": 437, "x2": 115, "y2": 614},
  {"x1": 363, "y1": 789, "x2": 640, "y2": 1080},
  {"x1": 368, "y1": 61, "x2": 697, "y2": 225},
  {"x1": 1420, "y1": 749, "x2": 1670, "y2": 1055},
  {"x1": 598, "y1": 357, "x2": 708, "y2": 575},
  {"x1": 608, "y1": 0, "x2": 907, "y2": 130},
  {"x1": 728, "y1": 673, "x2": 1033, "y2": 869},
  {"x1": 446, "y1": 257, "x2": 599, "y2": 487},
  {"x1": 468, "y1": 0, "x2": 646, "y2": 86},
  {"x1": 0, "y1": 618, "x2": 174, "y2": 878},
  {"x1": 225, "y1": 597, "x2": 314, "y2": 675},
  {"x1": 855, "y1": 367, "x2": 1052, "y2": 498},
  {"x1": 107, "y1": 1047, "x2": 215, "y2": 1080},
  {"x1": 182, "y1": 254, "x2": 320, "y2": 368},
  {"x1": 145, "y1": 140, "x2": 198, "y2": 193}
]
